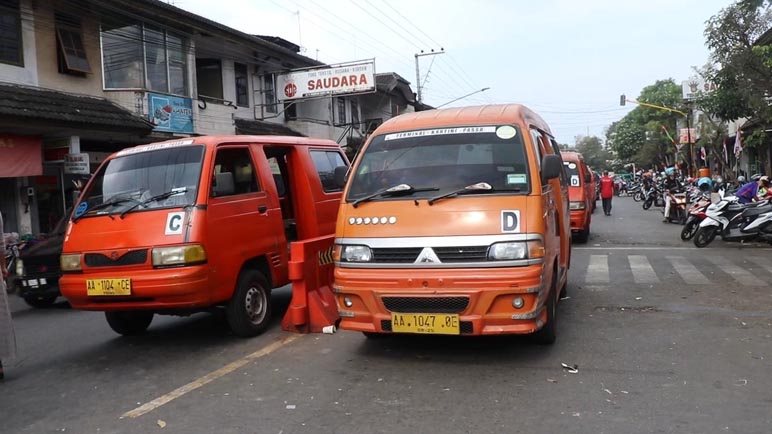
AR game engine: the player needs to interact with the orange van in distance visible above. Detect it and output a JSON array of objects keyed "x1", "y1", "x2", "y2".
[
  {"x1": 60, "y1": 135, "x2": 348, "y2": 337},
  {"x1": 560, "y1": 151, "x2": 594, "y2": 243},
  {"x1": 333, "y1": 104, "x2": 570, "y2": 343}
]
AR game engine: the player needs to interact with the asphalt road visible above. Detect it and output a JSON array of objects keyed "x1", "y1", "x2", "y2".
[{"x1": 2, "y1": 197, "x2": 772, "y2": 434}]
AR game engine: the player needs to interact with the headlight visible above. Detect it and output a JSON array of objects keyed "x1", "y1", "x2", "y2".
[
  {"x1": 488, "y1": 240, "x2": 544, "y2": 261},
  {"x1": 569, "y1": 201, "x2": 586, "y2": 210},
  {"x1": 152, "y1": 244, "x2": 207, "y2": 267},
  {"x1": 15, "y1": 259, "x2": 24, "y2": 276},
  {"x1": 336, "y1": 245, "x2": 372, "y2": 262},
  {"x1": 60, "y1": 254, "x2": 82, "y2": 271}
]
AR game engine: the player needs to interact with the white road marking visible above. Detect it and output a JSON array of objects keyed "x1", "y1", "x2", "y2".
[
  {"x1": 586, "y1": 255, "x2": 609, "y2": 283},
  {"x1": 628, "y1": 255, "x2": 659, "y2": 284},
  {"x1": 121, "y1": 334, "x2": 302, "y2": 419},
  {"x1": 747, "y1": 257, "x2": 772, "y2": 276},
  {"x1": 706, "y1": 256, "x2": 767, "y2": 286},
  {"x1": 666, "y1": 256, "x2": 710, "y2": 285}
]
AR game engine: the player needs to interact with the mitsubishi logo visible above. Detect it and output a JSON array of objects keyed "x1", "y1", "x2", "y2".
[{"x1": 414, "y1": 247, "x2": 441, "y2": 264}]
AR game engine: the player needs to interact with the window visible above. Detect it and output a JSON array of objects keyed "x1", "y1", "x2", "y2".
[
  {"x1": 56, "y1": 13, "x2": 90, "y2": 75},
  {"x1": 336, "y1": 98, "x2": 346, "y2": 125},
  {"x1": 196, "y1": 58, "x2": 223, "y2": 100},
  {"x1": 310, "y1": 150, "x2": 347, "y2": 192},
  {"x1": 284, "y1": 102, "x2": 297, "y2": 121},
  {"x1": 350, "y1": 99, "x2": 360, "y2": 130},
  {"x1": 529, "y1": 129, "x2": 545, "y2": 170},
  {"x1": 549, "y1": 138, "x2": 568, "y2": 187},
  {"x1": 235, "y1": 63, "x2": 249, "y2": 107},
  {"x1": 0, "y1": 0, "x2": 22, "y2": 66},
  {"x1": 212, "y1": 148, "x2": 258, "y2": 196},
  {"x1": 263, "y1": 74, "x2": 276, "y2": 113},
  {"x1": 101, "y1": 20, "x2": 188, "y2": 95}
]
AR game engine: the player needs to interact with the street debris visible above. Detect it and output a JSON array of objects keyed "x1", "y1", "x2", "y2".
[
  {"x1": 547, "y1": 378, "x2": 557, "y2": 383},
  {"x1": 560, "y1": 296, "x2": 571, "y2": 301},
  {"x1": 157, "y1": 420, "x2": 166, "y2": 429},
  {"x1": 286, "y1": 404, "x2": 297, "y2": 410},
  {"x1": 734, "y1": 379, "x2": 748, "y2": 387},
  {"x1": 603, "y1": 388, "x2": 612, "y2": 395},
  {"x1": 634, "y1": 297, "x2": 642, "y2": 301},
  {"x1": 561, "y1": 363, "x2": 579, "y2": 374}
]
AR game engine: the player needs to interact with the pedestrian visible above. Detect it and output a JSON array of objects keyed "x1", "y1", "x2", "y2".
[
  {"x1": 736, "y1": 176, "x2": 770, "y2": 204},
  {"x1": 600, "y1": 171, "x2": 614, "y2": 216},
  {"x1": 0, "y1": 211, "x2": 18, "y2": 380}
]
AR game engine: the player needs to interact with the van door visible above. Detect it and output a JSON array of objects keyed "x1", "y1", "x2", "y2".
[
  {"x1": 206, "y1": 145, "x2": 283, "y2": 302},
  {"x1": 530, "y1": 129, "x2": 559, "y2": 278}
]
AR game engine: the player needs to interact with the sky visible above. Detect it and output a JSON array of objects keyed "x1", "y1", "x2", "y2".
[{"x1": 173, "y1": 0, "x2": 732, "y2": 145}]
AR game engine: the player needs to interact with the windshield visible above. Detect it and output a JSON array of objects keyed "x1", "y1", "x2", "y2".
[
  {"x1": 563, "y1": 161, "x2": 582, "y2": 187},
  {"x1": 76, "y1": 146, "x2": 204, "y2": 219},
  {"x1": 347, "y1": 125, "x2": 529, "y2": 201}
]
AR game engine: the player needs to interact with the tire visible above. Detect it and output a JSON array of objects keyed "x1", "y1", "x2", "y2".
[
  {"x1": 105, "y1": 311, "x2": 154, "y2": 336},
  {"x1": 574, "y1": 227, "x2": 590, "y2": 243},
  {"x1": 532, "y1": 273, "x2": 557, "y2": 345},
  {"x1": 226, "y1": 270, "x2": 272, "y2": 337},
  {"x1": 633, "y1": 191, "x2": 643, "y2": 202},
  {"x1": 23, "y1": 294, "x2": 57, "y2": 308},
  {"x1": 559, "y1": 278, "x2": 567, "y2": 299},
  {"x1": 693, "y1": 226, "x2": 719, "y2": 248},
  {"x1": 680, "y1": 219, "x2": 700, "y2": 241},
  {"x1": 643, "y1": 198, "x2": 653, "y2": 210}
]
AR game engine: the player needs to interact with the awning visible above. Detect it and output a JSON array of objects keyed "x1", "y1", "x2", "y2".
[{"x1": 0, "y1": 134, "x2": 42, "y2": 178}]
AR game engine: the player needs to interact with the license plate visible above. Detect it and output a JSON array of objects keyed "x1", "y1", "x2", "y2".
[
  {"x1": 86, "y1": 278, "x2": 132, "y2": 296},
  {"x1": 391, "y1": 313, "x2": 460, "y2": 335}
]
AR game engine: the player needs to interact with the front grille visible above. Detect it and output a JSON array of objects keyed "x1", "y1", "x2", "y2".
[
  {"x1": 382, "y1": 296, "x2": 470, "y2": 313},
  {"x1": 433, "y1": 246, "x2": 488, "y2": 262},
  {"x1": 85, "y1": 250, "x2": 148, "y2": 267},
  {"x1": 381, "y1": 319, "x2": 473, "y2": 334},
  {"x1": 371, "y1": 247, "x2": 422, "y2": 263}
]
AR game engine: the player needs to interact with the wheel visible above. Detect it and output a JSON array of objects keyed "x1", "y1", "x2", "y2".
[
  {"x1": 643, "y1": 198, "x2": 653, "y2": 210},
  {"x1": 680, "y1": 219, "x2": 700, "y2": 241},
  {"x1": 574, "y1": 227, "x2": 589, "y2": 243},
  {"x1": 532, "y1": 273, "x2": 557, "y2": 345},
  {"x1": 105, "y1": 311, "x2": 154, "y2": 336},
  {"x1": 23, "y1": 294, "x2": 57, "y2": 308},
  {"x1": 558, "y1": 278, "x2": 567, "y2": 299},
  {"x1": 226, "y1": 269, "x2": 272, "y2": 337},
  {"x1": 633, "y1": 191, "x2": 643, "y2": 202},
  {"x1": 693, "y1": 226, "x2": 719, "y2": 248}
]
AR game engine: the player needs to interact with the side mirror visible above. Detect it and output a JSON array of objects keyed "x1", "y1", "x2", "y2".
[
  {"x1": 212, "y1": 172, "x2": 235, "y2": 197},
  {"x1": 334, "y1": 165, "x2": 349, "y2": 189},
  {"x1": 541, "y1": 154, "x2": 563, "y2": 184}
]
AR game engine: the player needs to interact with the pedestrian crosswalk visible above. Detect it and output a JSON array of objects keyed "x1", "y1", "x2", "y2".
[{"x1": 577, "y1": 253, "x2": 772, "y2": 287}]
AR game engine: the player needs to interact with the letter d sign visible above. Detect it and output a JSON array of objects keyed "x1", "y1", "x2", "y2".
[{"x1": 501, "y1": 210, "x2": 520, "y2": 233}]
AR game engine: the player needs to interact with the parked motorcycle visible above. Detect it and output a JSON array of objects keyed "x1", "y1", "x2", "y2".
[
  {"x1": 693, "y1": 198, "x2": 772, "y2": 248},
  {"x1": 680, "y1": 194, "x2": 712, "y2": 240},
  {"x1": 642, "y1": 186, "x2": 663, "y2": 210}
]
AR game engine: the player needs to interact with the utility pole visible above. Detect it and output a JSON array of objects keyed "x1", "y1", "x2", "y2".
[{"x1": 414, "y1": 48, "x2": 444, "y2": 104}]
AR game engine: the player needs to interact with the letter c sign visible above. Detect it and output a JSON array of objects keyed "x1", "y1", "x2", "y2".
[
  {"x1": 501, "y1": 210, "x2": 521, "y2": 233},
  {"x1": 165, "y1": 212, "x2": 185, "y2": 235}
]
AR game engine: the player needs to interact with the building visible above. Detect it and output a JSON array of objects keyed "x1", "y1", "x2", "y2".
[{"x1": 0, "y1": 0, "x2": 422, "y2": 235}]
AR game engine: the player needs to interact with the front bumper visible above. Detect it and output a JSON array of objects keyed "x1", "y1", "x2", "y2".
[
  {"x1": 16, "y1": 273, "x2": 61, "y2": 298},
  {"x1": 334, "y1": 265, "x2": 548, "y2": 336}
]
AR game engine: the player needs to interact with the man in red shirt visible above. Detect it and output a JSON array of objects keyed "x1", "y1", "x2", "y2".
[{"x1": 600, "y1": 171, "x2": 614, "y2": 216}]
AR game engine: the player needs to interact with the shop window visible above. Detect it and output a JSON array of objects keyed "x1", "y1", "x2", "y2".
[
  {"x1": 235, "y1": 63, "x2": 249, "y2": 107},
  {"x1": 284, "y1": 102, "x2": 297, "y2": 121},
  {"x1": 196, "y1": 58, "x2": 223, "y2": 100},
  {"x1": 263, "y1": 74, "x2": 277, "y2": 113},
  {"x1": 351, "y1": 98, "x2": 360, "y2": 130},
  {"x1": 336, "y1": 98, "x2": 346, "y2": 125},
  {"x1": 0, "y1": 0, "x2": 22, "y2": 66},
  {"x1": 56, "y1": 13, "x2": 90, "y2": 75}
]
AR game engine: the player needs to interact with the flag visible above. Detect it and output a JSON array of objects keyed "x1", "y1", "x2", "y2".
[
  {"x1": 700, "y1": 146, "x2": 707, "y2": 162},
  {"x1": 734, "y1": 131, "x2": 743, "y2": 157},
  {"x1": 723, "y1": 137, "x2": 729, "y2": 164},
  {"x1": 661, "y1": 125, "x2": 677, "y2": 148}
]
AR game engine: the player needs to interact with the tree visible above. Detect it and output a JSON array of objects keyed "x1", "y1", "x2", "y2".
[{"x1": 574, "y1": 135, "x2": 611, "y2": 170}]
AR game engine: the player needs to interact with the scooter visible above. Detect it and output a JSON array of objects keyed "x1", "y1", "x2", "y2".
[
  {"x1": 642, "y1": 186, "x2": 663, "y2": 210},
  {"x1": 663, "y1": 192, "x2": 688, "y2": 225},
  {"x1": 694, "y1": 198, "x2": 772, "y2": 247},
  {"x1": 680, "y1": 194, "x2": 712, "y2": 241}
]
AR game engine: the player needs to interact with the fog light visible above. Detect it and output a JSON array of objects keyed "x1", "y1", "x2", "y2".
[
  {"x1": 343, "y1": 296, "x2": 354, "y2": 307},
  {"x1": 512, "y1": 297, "x2": 525, "y2": 309}
]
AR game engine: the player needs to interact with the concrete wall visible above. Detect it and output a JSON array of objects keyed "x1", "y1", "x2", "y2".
[{"x1": 0, "y1": 0, "x2": 38, "y2": 86}]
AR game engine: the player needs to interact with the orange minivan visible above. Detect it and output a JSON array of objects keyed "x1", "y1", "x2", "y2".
[
  {"x1": 332, "y1": 104, "x2": 570, "y2": 343},
  {"x1": 60, "y1": 136, "x2": 348, "y2": 337},
  {"x1": 560, "y1": 151, "x2": 593, "y2": 243}
]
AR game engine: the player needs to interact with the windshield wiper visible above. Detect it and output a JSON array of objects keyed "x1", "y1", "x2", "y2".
[
  {"x1": 72, "y1": 197, "x2": 140, "y2": 222},
  {"x1": 120, "y1": 188, "x2": 187, "y2": 219},
  {"x1": 352, "y1": 184, "x2": 439, "y2": 208},
  {"x1": 427, "y1": 182, "x2": 495, "y2": 206}
]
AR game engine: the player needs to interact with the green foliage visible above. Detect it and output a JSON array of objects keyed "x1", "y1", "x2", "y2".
[{"x1": 574, "y1": 135, "x2": 611, "y2": 170}]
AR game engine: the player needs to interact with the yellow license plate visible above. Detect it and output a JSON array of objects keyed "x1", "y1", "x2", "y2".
[
  {"x1": 86, "y1": 278, "x2": 132, "y2": 296},
  {"x1": 391, "y1": 313, "x2": 460, "y2": 335}
]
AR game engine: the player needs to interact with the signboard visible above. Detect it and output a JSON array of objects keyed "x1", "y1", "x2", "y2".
[
  {"x1": 64, "y1": 153, "x2": 90, "y2": 175},
  {"x1": 679, "y1": 128, "x2": 697, "y2": 144},
  {"x1": 682, "y1": 76, "x2": 718, "y2": 101},
  {"x1": 148, "y1": 93, "x2": 194, "y2": 134},
  {"x1": 276, "y1": 60, "x2": 376, "y2": 101}
]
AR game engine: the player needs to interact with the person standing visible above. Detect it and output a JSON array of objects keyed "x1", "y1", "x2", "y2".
[
  {"x1": 600, "y1": 171, "x2": 614, "y2": 216},
  {"x1": 736, "y1": 176, "x2": 770, "y2": 204},
  {"x1": 0, "y1": 211, "x2": 18, "y2": 380}
]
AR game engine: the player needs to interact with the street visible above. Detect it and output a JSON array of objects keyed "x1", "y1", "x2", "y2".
[{"x1": 3, "y1": 197, "x2": 772, "y2": 434}]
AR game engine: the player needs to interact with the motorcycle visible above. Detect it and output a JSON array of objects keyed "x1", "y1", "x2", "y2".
[
  {"x1": 680, "y1": 194, "x2": 712, "y2": 240},
  {"x1": 693, "y1": 198, "x2": 772, "y2": 248},
  {"x1": 642, "y1": 186, "x2": 663, "y2": 210},
  {"x1": 663, "y1": 191, "x2": 688, "y2": 225}
]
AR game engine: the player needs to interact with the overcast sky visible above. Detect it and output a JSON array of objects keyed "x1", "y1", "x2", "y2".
[{"x1": 175, "y1": 0, "x2": 731, "y2": 145}]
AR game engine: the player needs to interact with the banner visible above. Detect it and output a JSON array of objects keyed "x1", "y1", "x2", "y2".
[
  {"x1": 0, "y1": 134, "x2": 43, "y2": 178},
  {"x1": 679, "y1": 128, "x2": 697, "y2": 144},
  {"x1": 148, "y1": 93, "x2": 194, "y2": 134},
  {"x1": 276, "y1": 60, "x2": 376, "y2": 101}
]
